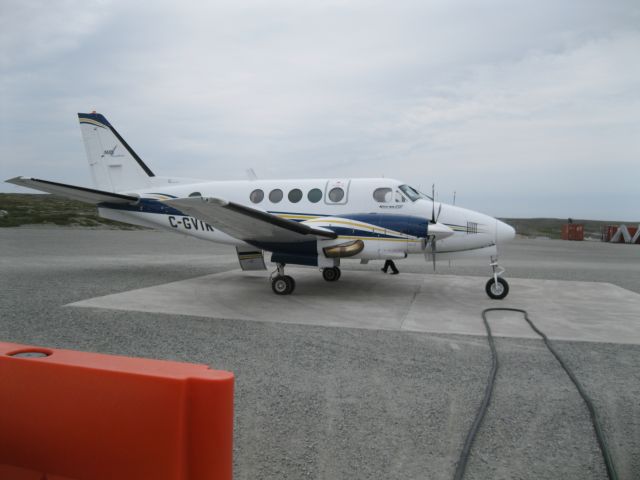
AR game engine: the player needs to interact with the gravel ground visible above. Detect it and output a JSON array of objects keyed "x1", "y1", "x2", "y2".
[{"x1": 1, "y1": 228, "x2": 638, "y2": 479}]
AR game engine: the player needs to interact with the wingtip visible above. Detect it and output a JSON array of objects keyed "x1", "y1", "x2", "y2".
[{"x1": 5, "y1": 176, "x2": 27, "y2": 185}]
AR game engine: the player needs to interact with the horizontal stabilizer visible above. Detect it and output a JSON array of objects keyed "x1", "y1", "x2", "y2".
[
  {"x1": 5, "y1": 177, "x2": 138, "y2": 204},
  {"x1": 163, "y1": 197, "x2": 337, "y2": 243}
]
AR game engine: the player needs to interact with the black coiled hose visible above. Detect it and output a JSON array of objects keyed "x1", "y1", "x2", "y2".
[{"x1": 453, "y1": 307, "x2": 618, "y2": 480}]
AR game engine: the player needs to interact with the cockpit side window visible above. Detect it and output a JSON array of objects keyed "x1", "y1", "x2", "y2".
[
  {"x1": 395, "y1": 190, "x2": 407, "y2": 202},
  {"x1": 373, "y1": 187, "x2": 393, "y2": 203},
  {"x1": 399, "y1": 184, "x2": 431, "y2": 201}
]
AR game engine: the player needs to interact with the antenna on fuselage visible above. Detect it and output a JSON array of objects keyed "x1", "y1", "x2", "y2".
[
  {"x1": 246, "y1": 168, "x2": 258, "y2": 181},
  {"x1": 453, "y1": 191, "x2": 456, "y2": 205}
]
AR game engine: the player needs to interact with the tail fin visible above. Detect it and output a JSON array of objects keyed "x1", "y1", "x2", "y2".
[{"x1": 78, "y1": 112, "x2": 154, "y2": 192}]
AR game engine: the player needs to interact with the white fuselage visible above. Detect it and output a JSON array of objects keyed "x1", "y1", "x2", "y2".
[{"x1": 98, "y1": 177, "x2": 515, "y2": 264}]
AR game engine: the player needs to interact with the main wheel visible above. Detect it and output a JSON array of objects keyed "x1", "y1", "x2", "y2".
[
  {"x1": 272, "y1": 275, "x2": 295, "y2": 295},
  {"x1": 285, "y1": 275, "x2": 296, "y2": 292},
  {"x1": 485, "y1": 277, "x2": 509, "y2": 300},
  {"x1": 322, "y1": 267, "x2": 340, "y2": 282}
]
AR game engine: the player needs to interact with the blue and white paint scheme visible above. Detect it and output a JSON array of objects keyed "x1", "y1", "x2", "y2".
[{"x1": 7, "y1": 112, "x2": 516, "y2": 298}]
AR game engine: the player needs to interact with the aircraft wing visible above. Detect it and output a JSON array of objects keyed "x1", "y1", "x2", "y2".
[
  {"x1": 164, "y1": 197, "x2": 337, "y2": 243},
  {"x1": 6, "y1": 177, "x2": 138, "y2": 204}
]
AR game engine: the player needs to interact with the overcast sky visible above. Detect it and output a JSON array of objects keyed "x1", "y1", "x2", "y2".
[{"x1": 1, "y1": 0, "x2": 639, "y2": 219}]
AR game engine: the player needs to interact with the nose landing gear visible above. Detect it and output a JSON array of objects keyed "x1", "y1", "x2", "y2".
[{"x1": 485, "y1": 256, "x2": 509, "y2": 300}]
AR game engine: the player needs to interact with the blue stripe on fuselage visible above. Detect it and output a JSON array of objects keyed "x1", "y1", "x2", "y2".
[
  {"x1": 269, "y1": 212, "x2": 428, "y2": 238},
  {"x1": 335, "y1": 213, "x2": 428, "y2": 238},
  {"x1": 100, "y1": 202, "x2": 429, "y2": 238}
]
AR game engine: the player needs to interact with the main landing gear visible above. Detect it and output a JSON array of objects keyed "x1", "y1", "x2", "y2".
[
  {"x1": 271, "y1": 263, "x2": 296, "y2": 295},
  {"x1": 270, "y1": 264, "x2": 342, "y2": 295},
  {"x1": 485, "y1": 256, "x2": 509, "y2": 300},
  {"x1": 322, "y1": 266, "x2": 341, "y2": 282}
]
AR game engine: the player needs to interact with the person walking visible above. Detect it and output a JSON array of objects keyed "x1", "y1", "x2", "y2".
[{"x1": 381, "y1": 259, "x2": 399, "y2": 275}]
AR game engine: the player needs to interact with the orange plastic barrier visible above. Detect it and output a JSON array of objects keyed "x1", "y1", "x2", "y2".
[{"x1": 0, "y1": 342, "x2": 234, "y2": 480}]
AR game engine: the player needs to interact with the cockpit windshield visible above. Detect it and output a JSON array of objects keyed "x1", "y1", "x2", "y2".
[{"x1": 399, "y1": 184, "x2": 432, "y2": 201}]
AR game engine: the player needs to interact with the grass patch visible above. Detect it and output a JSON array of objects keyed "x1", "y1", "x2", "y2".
[{"x1": 0, "y1": 193, "x2": 145, "y2": 229}]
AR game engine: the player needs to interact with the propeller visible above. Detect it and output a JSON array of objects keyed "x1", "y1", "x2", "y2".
[
  {"x1": 431, "y1": 184, "x2": 436, "y2": 222},
  {"x1": 426, "y1": 184, "x2": 446, "y2": 271},
  {"x1": 429, "y1": 235, "x2": 437, "y2": 271},
  {"x1": 430, "y1": 184, "x2": 443, "y2": 223}
]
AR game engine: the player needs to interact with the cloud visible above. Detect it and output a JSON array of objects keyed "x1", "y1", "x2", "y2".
[
  {"x1": 0, "y1": 0, "x2": 112, "y2": 70},
  {"x1": 391, "y1": 32, "x2": 640, "y2": 187},
  {"x1": 1, "y1": 0, "x2": 639, "y2": 218}
]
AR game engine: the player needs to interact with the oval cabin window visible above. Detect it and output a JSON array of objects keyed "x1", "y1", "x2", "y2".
[
  {"x1": 250, "y1": 189, "x2": 264, "y2": 203},
  {"x1": 288, "y1": 189, "x2": 303, "y2": 203},
  {"x1": 269, "y1": 189, "x2": 283, "y2": 203},
  {"x1": 307, "y1": 188, "x2": 322, "y2": 203}
]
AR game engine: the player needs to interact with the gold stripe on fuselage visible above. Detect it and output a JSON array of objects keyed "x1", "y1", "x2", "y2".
[
  {"x1": 337, "y1": 236, "x2": 421, "y2": 243},
  {"x1": 306, "y1": 218, "x2": 412, "y2": 239},
  {"x1": 277, "y1": 213, "x2": 320, "y2": 220},
  {"x1": 275, "y1": 214, "x2": 417, "y2": 240}
]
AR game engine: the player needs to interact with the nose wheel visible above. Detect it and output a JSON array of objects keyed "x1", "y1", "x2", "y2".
[
  {"x1": 486, "y1": 277, "x2": 509, "y2": 299},
  {"x1": 486, "y1": 256, "x2": 509, "y2": 300}
]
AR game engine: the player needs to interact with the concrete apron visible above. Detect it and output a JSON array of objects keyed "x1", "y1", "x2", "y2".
[{"x1": 67, "y1": 268, "x2": 640, "y2": 345}]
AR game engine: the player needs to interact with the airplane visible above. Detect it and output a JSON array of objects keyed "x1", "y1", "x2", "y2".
[{"x1": 6, "y1": 112, "x2": 516, "y2": 298}]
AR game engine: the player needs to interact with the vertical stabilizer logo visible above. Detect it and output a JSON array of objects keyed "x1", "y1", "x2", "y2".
[{"x1": 102, "y1": 145, "x2": 124, "y2": 158}]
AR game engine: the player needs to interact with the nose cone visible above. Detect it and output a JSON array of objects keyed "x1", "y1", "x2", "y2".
[{"x1": 496, "y1": 220, "x2": 516, "y2": 243}]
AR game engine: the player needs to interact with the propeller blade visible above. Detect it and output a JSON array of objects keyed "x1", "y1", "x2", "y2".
[
  {"x1": 431, "y1": 236, "x2": 437, "y2": 271},
  {"x1": 423, "y1": 235, "x2": 438, "y2": 271},
  {"x1": 426, "y1": 184, "x2": 446, "y2": 272},
  {"x1": 431, "y1": 184, "x2": 435, "y2": 223},
  {"x1": 426, "y1": 220, "x2": 454, "y2": 270}
]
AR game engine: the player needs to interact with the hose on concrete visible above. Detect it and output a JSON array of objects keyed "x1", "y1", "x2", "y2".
[{"x1": 453, "y1": 307, "x2": 618, "y2": 480}]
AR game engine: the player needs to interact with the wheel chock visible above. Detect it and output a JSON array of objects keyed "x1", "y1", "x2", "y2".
[{"x1": 0, "y1": 342, "x2": 234, "y2": 480}]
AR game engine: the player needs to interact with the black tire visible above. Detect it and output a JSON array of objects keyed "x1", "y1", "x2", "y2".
[
  {"x1": 335, "y1": 267, "x2": 341, "y2": 280},
  {"x1": 284, "y1": 275, "x2": 296, "y2": 293},
  {"x1": 272, "y1": 276, "x2": 294, "y2": 295},
  {"x1": 322, "y1": 267, "x2": 340, "y2": 282},
  {"x1": 485, "y1": 277, "x2": 509, "y2": 300}
]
